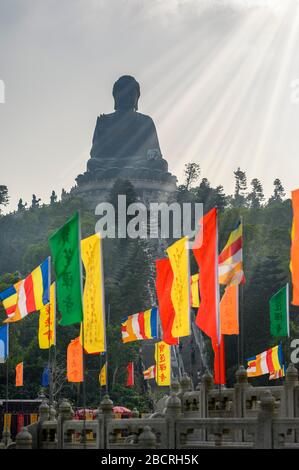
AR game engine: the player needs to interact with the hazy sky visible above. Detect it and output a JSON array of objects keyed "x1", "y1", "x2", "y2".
[{"x1": 1, "y1": 0, "x2": 299, "y2": 211}]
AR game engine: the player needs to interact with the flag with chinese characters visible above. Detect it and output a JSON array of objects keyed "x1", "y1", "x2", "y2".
[
  {"x1": 99, "y1": 363, "x2": 107, "y2": 387},
  {"x1": 191, "y1": 274, "x2": 200, "y2": 308},
  {"x1": 15, "y1": 362, "x2": 23, "y2": 387},
  {"x1": 80, "y1": 234, "x2": 106, "y2": 354},
  {"x1": 38, "y1": 283, "x2": 56, "y2": 349},
  {"x1": 67, "y1": 337, "x2": 83, "y2": 382},
  {"x1": 166, "y1": 237, "x2": 190, "y2": 338},
  {"x1": 155, "y1": 341, "x2": 171, "y2": 386},
  {"x1": 270, "y1": 285, "x2": 290, "y2": 337},
  {"x1": 49, "y1": 212, "x2": 83, "y2": 326}
]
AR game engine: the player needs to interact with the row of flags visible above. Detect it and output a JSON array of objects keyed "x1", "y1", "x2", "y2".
[{"x1": 2, "y1": 186, "x2": 299, "y2": 392}]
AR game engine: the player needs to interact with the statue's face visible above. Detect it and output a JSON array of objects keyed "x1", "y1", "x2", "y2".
[{"x1": 113, "y1": 76, "x2": 140, "y2": 111}]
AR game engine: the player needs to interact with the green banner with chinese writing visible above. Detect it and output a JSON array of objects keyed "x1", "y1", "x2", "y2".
[
  {"x1": 49, "y1": 212, "x2": 83, "y2": 326},
  {"x1": 269, "y1": 284, "x2": 289, "y2": 337}
]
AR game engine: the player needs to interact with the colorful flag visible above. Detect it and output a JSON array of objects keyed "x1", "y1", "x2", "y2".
[
  {"x1": 190, "y1": 274, "x2": 200, "y2": 308},
  {"x1": 218, "y1": 220, "x2": 245, "y2": 285},
  {"x1": 246, "y1": 344, "x2": 284, "y2": 377},
  {"x1": 269, "y1": 366, "x2": 285, "y2": 380},
  {"x1": 42, "y1": 366, "x2": 50, "y2": 387},
  {"x1": 3, "y1": 258, "x2": 50, "y2": 324},
  {"x1": 80, "y1": 234, "x2": 106, "y2": 354},
  {"x1": 38, "y1": 283, "x2": 56, "y2": 349},
  {"x1": 193, "y1": 208, "x2": 220, "y2": 342},
  {"x1": 270, "y1": 285, "x2": 290, "y2": 337},
  {"x1": 155, "y1": 341, "x2": 171, "y2": 386},
  {"x1": 212, "y1": 336, "x2": 226, "y2": 385},
  {"x1": 15, "y1": 362, "x2": 23, "y2": 387},
  {"x1": 155, "y1": 259, "x2": 178, "y2": 346},
  {"x1": 67, "y1": 337, "x2": 83, "y2": 382},
  {"x1": 49, "y1": 212, "x2": 83, "y2": 326},
  {"x1": 0, "y1": 324, "x2": 9, "y2": 363},
  {"x1": 99, "y1": 363, "x2": 107, "y2": 387},
  {"x1": 220, "y1": 284, "x2": 239, "y2": 335},
  {"x1": 166, "y1": 236, "x2": 190, "y2": 338},
  {"x1": 290, "y1": 189, "x2": 299, "y2": 305},
  {"x1": 126, "y1": 362, "x2": 134, "y2": 387},
  {"x1": 0, "y1": 285, "x2": 18, "y2": 318},
  {"x1": 121, "y1": 308, "x2": 158, "y2": 343},
  {"x1": 143, "y1": 365, "x2": 156, "y2": 380}
]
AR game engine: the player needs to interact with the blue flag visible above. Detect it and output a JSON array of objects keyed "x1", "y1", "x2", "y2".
[
  {"x1": 42, "y1": 366, "x2": 50, "y2": 387},
  {"x1": 0, "y1": 325, "x2": 9, "y2": 363}
]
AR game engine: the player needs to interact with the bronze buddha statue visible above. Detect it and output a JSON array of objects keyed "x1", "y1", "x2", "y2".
[{"x1": 83, "y1": 76, "x2": 171, "y2": 179}]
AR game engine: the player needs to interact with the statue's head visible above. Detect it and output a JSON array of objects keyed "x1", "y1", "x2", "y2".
[{"x1": 113, "y1": 75, "x2": 140, "y2": 111}]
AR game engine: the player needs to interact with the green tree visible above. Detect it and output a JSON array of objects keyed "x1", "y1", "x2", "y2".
[{"x1": 247, "y1": 178, "x2": 264, "y2": 209}]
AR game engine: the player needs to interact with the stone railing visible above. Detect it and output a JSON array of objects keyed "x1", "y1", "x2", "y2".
[{"x1": 2, "y1": 363, "x2": 299, "y2": 449}]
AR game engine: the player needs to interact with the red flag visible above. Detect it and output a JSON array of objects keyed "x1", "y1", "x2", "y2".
[
  {"x1": 192, "y1": 208, "x2": 220, "y2": 342},
  {"x1": 126, "y1": 362, "x2": 134, "y2": 387},
  {"x1": 291, "y1": 189, "x2": 299, "y2": 305},
  {"x1": 155, "y1": 259, "x2": 178, "y2": 345},
  {"x1": 212, "y1": 336, "x2": 226, "y2": 385}
]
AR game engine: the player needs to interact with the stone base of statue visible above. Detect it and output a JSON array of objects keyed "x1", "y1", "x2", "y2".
[{"x1": 72, "y1": 162, "x2": 177, "y2": 208}]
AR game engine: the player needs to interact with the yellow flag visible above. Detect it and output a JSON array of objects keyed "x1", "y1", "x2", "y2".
[
  {"x1": 191, "y1": 273, "x2": 200, "y2": 308},
  {"x1": 80, "y1": 234, "x2": 106, "y2": 354},
  {"x1": 166, "y1": 237, "x2": 190, "y2": 338},
  {"x1": 38, "y1": 283, "x2": 56, "y2": 349},
  {"x1": 99, "y1": 363, "x2": 107, "y2": 386},
  {"x1": 155, "y1": 341, "x2": 171, "y2": 386}
]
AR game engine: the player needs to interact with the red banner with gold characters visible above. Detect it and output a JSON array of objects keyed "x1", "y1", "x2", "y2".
[{"x1": 155, "y1": 341, "x2": 171, "y2": 386}]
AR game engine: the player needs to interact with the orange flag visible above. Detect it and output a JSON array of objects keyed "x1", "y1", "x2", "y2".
[
  {"x1": 67, "y1": 337, "x2": 83, "y2": 383},
  {"x1": 290, "y1": 189, "x2": 299, "y2": 305},
  {"x1": 192, "y1": 208, "x2": 220, "y2": 342},
  {"x1": 15, "y1": 362, "x2": 23, "y2": 387},
  {"x1": 220, "y1": 284, "x2": 239, "y2": 335}
]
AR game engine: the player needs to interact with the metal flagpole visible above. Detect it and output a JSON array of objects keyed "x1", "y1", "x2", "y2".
[
  {"x1": 5, "y1": 324, "x2": 9, "y2": 446},
  {"x1": 78, "y1": 211, "x2": 86, "y2": 448}
]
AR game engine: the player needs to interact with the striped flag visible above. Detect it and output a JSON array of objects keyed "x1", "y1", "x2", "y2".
[
  {"x1": 246, "y1": 344, "x2": 284, "y2": 377},
  {"x1": 0, "y1": 285, "x2": 19, "y2": 319},
  {"x1": 121, "y1": 308, "x2": 158, "y2": 343},
  {"x1": 269, "y1": 366, "x2": 285, "y2": 380},
  {"x1": 218, "y1": 220, "x2": 245, "y2": 285},
  {"x1": 143, "y1": 365, "x2": 156, "y2": 380},
  {"x1": 2, "y1": 258, "x2": 50, "y2": 324}
]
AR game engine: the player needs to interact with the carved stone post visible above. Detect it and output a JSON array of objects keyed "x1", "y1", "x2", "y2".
[
  {"x1": 234, "y1": 366, "x2": 250, "y2": 418},
  {"x1": 201, "y1": 370, "x2": 213, "y2": 418},
  {"x1": 57, "y1": 399, "x2": 74, "y2": 449},
  {"x1": 16, "y1": 427, "x2": 33, "y2": 449},
  {"x1": 256, "y1": 390, "x2": 275, "y2": 449},
  {"x1": 166, "y1": 392, "x2": 182, "y2": 449},
  {"x1": 284, "y1": 363, "x2": 298, "y2": 418},
  {"x1": 138, "y1": 426, "x2": 157, "y2": 449},
  {"x1": 99, "y1": 395, "x2": 114, "y2": 449}
]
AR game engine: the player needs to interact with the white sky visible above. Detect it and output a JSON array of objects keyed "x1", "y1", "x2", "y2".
[{"x1": 1, "y1": 0, "x2": 299, "y2": 211}]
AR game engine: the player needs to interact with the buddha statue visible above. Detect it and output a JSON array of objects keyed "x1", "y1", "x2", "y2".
[{"x1": 79, "y1": 75, "x2": 174, "y2": 183}]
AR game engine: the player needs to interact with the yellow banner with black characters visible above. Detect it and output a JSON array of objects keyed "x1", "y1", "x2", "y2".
[{"x1": 38, "y1": 283, "x2": 56, "y2": 349}]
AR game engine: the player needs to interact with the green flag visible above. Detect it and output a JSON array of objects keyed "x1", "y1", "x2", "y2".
[
  {"x1": 269, "y1": 284, "x2": 289, "y2": 337},
  {"x1": 49, "y1": 212, "x2": 83, "y2": 326}
]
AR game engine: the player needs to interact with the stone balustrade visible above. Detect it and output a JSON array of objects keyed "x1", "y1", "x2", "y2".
[{"x1": 2, "y1": 364, "x2": 299, "y2": 449}]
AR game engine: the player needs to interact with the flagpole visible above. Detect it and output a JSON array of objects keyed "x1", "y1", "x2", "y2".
[
  {"x1": 47, "y1": 257, "x2": 53, "y2": 405},
  {"x1": 77, "y1": 211, "x2": 86, "y2": 448},
  {"x1": 240, "y1": 215, "x2": 245, "y2": 367},
  {"x1": 5, "y1": 324, "x2": 9, "y2": 446}
]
